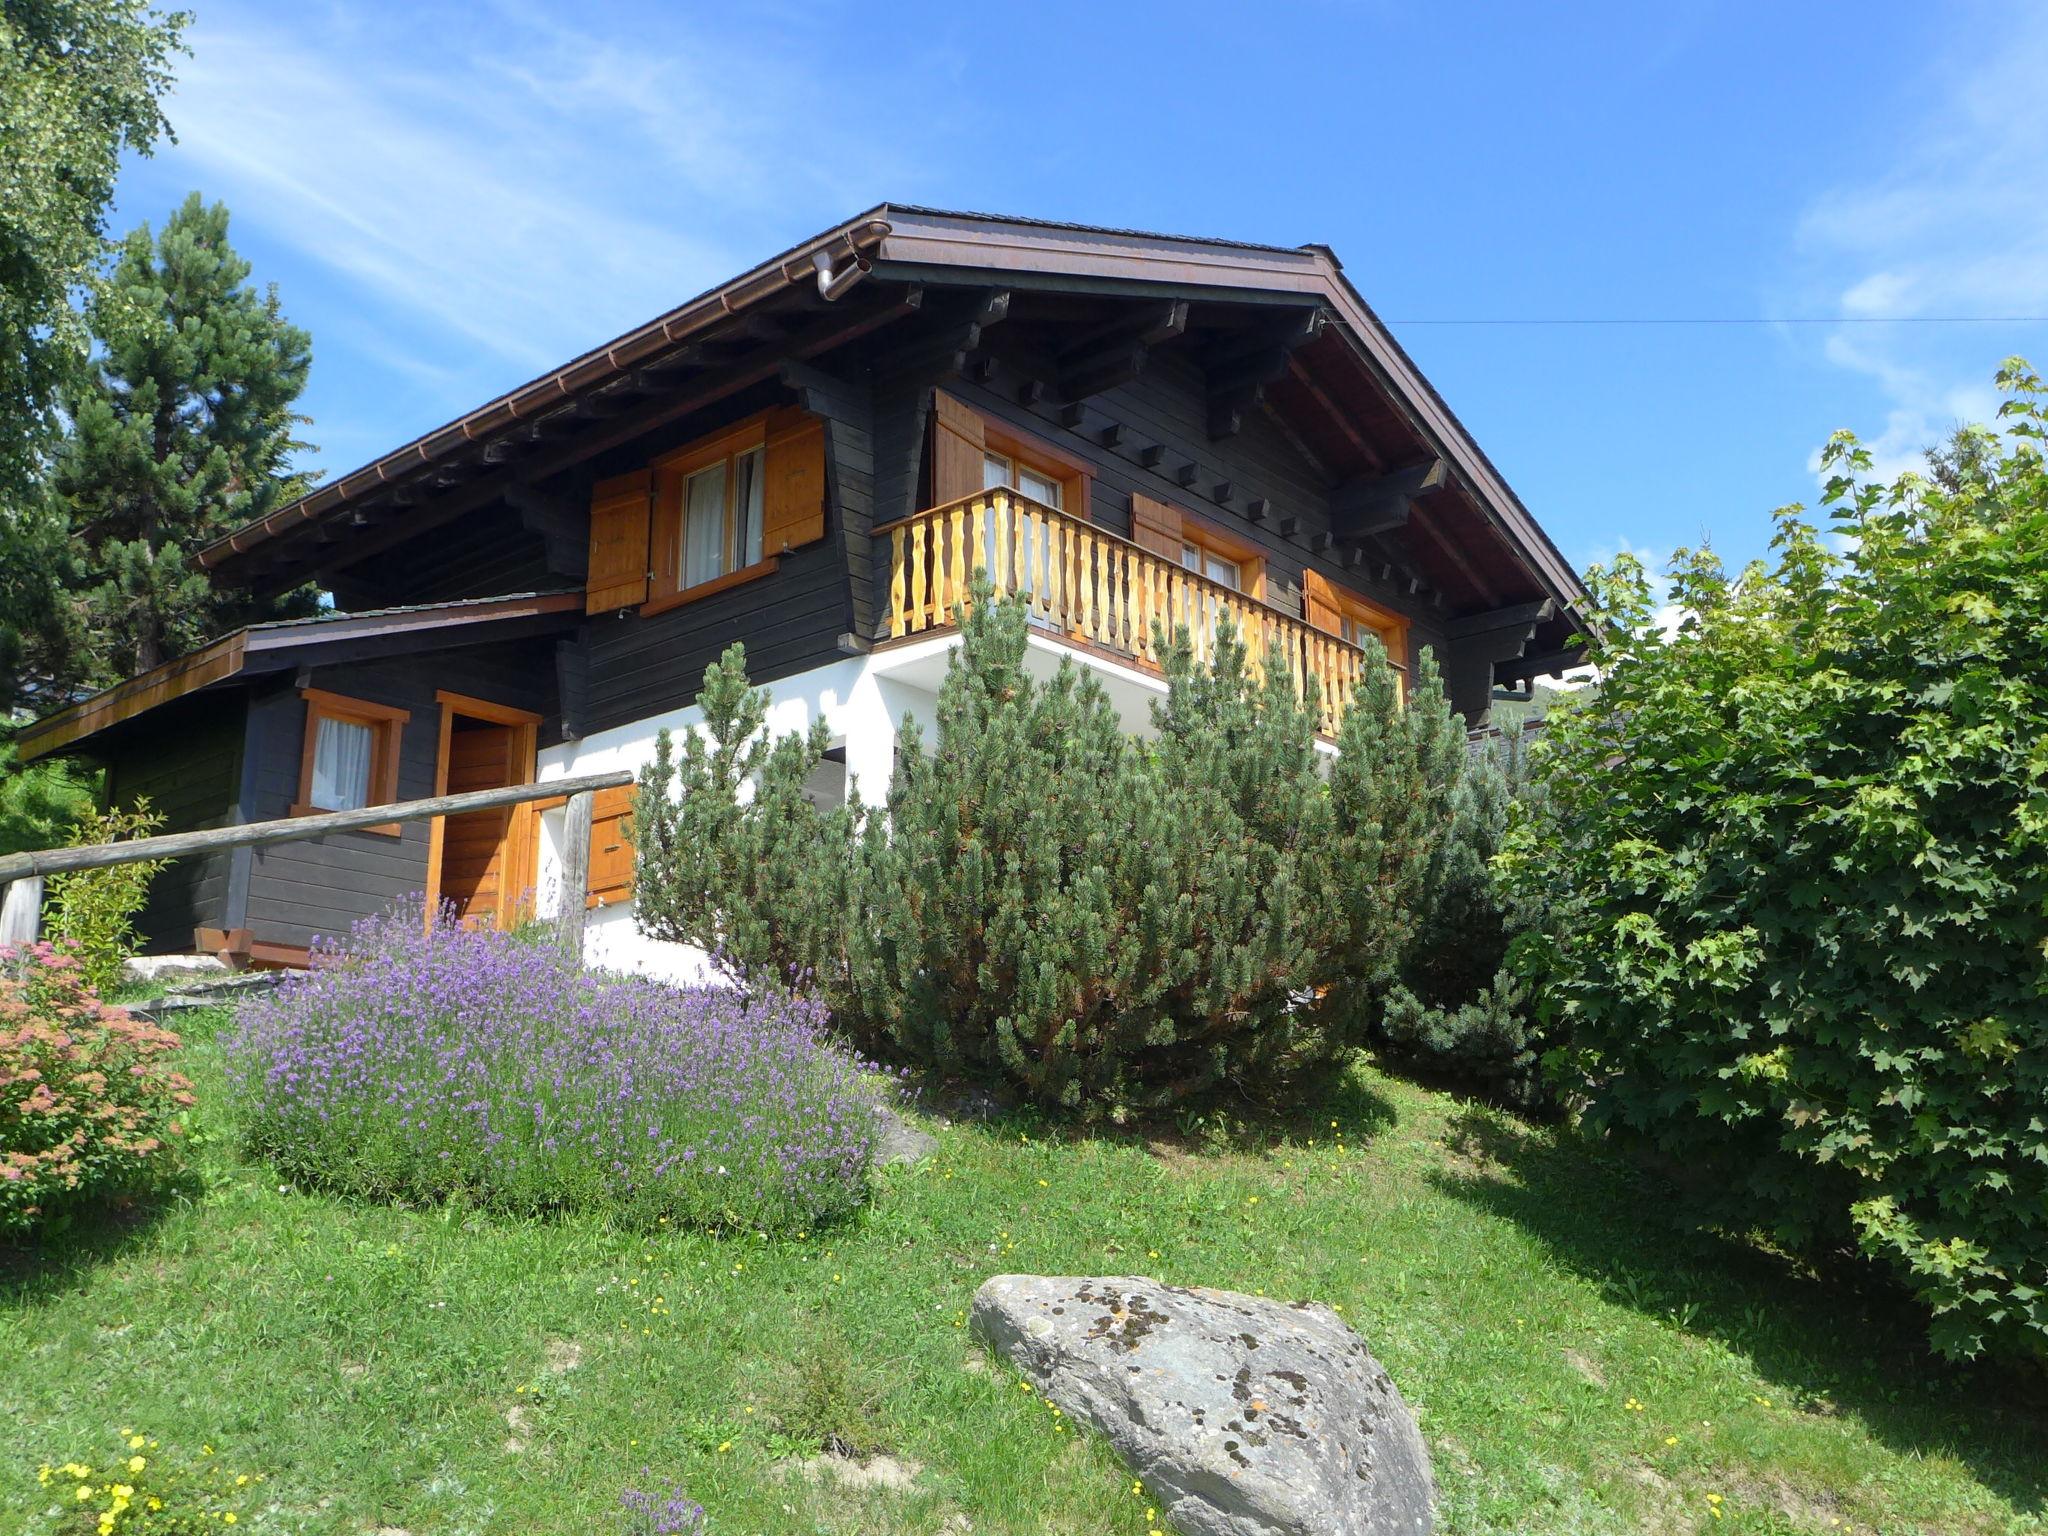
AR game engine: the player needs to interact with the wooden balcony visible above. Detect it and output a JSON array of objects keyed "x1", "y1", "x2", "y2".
[{"x1": 879, "y1": 489, "x2": 1385, "y2": 736}]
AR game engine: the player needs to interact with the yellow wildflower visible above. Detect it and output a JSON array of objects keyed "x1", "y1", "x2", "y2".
[
  {"x1": 128, "y1": 1434, "x2": 146, "y2": 1450},
  {"x1": 128, "y1": 1455, "x2": 146, "y2": 1473}
]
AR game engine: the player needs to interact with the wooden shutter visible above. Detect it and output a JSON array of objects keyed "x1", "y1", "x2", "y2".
[
  {"x1": 931, "y1": 391, "x2": 986, "y2": 504},
  {"x1": 762, "y1": 415, "x2": 827, "y2": 553},
  {"x1": 586, "y1": 784, "x2": 635, "y2": 907},
  {"x1": 585, "y1": 470, "x2": 653, "y2": 613},
  {"x1": 1302, "y1": 568, "x2": 1342, "y2": 634},
  {"x1": 1130, "y1": 493, "x2": 1184, "y2": 559}
]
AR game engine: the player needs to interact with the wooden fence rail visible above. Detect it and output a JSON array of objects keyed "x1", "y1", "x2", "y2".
[{"x1": 0, "y1": 768, "x2": 636, "y2": 955}]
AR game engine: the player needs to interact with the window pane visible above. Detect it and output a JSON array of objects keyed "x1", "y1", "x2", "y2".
[
  {"x1": 683, "y1": 463, "x2": 726, "y2": 586},
  {"x1": 733, "y1": 447, "x2": 764, "y2": 568},
  {"x1": 1205, "y1": 552, "x2": 1240, "y2": 590},
  {"x1": 1018, "y1": 466, "x2": 1061, "y2": 508},
  {"x1": 311, "y1": 716, "x2": 374, "y2": 810},
  {"x1": 983, "y1": 452, "x2": 1011, "y2": 492},
  {"x1": 1182, "y1": 541, "x2": 1202, "y2": 572}
]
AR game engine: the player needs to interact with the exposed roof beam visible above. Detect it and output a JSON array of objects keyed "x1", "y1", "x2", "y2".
[
  {"x1": 265, "y1": 287, "x2": 926, "y2": 592},
  {"x1": 1447, "y1": 598, "x2": 1553, "y2": 640},
  {"x1": 1495, "y1": 645, "x2": 1585, "y2": 686},
  {"x1": 1284, "y1": 355, "x2": 1384, "y2": 473},
  {"x1": 1058, "y1": 299, "x2": 1187, "y2": 400},
  {"x1": 1411, "y1": 511, "x2": 1508, "y2": 610},
  {"x1": 1330, "y1": 458, "x2": 1447, "y2": 540},
  {"x1": 1206, "y1": 307, "x2": 1326, "y2": 439}
]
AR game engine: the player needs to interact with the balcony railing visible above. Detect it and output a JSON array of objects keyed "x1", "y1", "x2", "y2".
[{"x1": 879, "y1": 488, "x2": 1381, "y2": 736}]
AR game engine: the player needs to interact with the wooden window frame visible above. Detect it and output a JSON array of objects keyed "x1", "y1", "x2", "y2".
[
  {"x1": 292, "y1": 687, "x2": 411, "y2": 836},
  {"x1": 1176, "y1": 513, "x2": 1267, "y2": 602},
  {"x1": 645, "y1": 410, "x2": 782, "y2": 617},
  {"x1": 424, "y1": 691, "x2": 542, "y2": 931},
  {"x1": 1329, "y1": 586, "x2": 1411, "y2": 696},
  {"x1": 978, "y1": 418, "x2": 1092, "y2": 519}
]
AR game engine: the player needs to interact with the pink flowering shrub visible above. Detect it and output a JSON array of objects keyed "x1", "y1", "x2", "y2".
[
  {"x1": 1, "y1": 941, "x2": 195, "y2": 1233},
  {"x1": 223, "y1": 911, "x2": 887, "y2": 1233}
]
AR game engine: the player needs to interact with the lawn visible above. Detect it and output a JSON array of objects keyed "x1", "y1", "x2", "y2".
[{"x1": 3, "y1": 1005, "x2": 2042, "y2": 1535}]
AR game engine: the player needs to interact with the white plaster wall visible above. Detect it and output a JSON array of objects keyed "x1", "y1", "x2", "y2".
[{"x1": 534, "y1": 651, "x2": 943, "y2": 981}]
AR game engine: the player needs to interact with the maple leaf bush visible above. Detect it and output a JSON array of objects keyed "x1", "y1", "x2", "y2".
[
  {"x1": 0, "y1": 941, "x2": 194, "y2": 1233},
  {"x1": 1507, "y1": 359, "x2": 2048, "y2": 1362}
]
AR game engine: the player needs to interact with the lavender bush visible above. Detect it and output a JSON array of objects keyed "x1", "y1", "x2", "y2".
[{"x1": 222, "y1": 910, "x2": 884, "y2": 1232}]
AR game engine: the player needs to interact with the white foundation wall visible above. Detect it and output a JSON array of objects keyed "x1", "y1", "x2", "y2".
[
  {"x1": 530, "y1": 629, "x2": 1239, "y2": 981},
  {"x1": 532, "y1": 649, "x2": 945, "y2": 982}
]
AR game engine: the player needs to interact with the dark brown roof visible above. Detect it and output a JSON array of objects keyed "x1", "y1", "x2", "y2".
[
  {"x1": 16, "y1": 592, "x2": 582, "y2": 761},
  {"x1": 194, "y1": 204, "x2": 1586, "y2": 629}
]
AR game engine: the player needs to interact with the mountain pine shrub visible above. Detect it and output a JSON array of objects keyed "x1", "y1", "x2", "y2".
[
  {"x1": 1378, "y1": 735, "x2": 1557, "y2": 1111},
  {"x1": 1507, "y1": 360, "x2": 2048, "y2": 1361},
  {"x1": 634, "y1": 582, "x2": 1458, "y2": 1121}
]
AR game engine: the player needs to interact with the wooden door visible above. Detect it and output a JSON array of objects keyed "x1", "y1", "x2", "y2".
[{"x1": 425, "y1": 692, "x2": 540, "y2": 930}]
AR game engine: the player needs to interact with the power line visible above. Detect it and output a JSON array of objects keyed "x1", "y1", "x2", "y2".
[{"x1": 1386, "y1": 315, "x2": 2048, "y2": 326}]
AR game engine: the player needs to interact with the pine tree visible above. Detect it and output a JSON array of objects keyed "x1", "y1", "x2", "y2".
[
  {"x1": 0, "y1": 0, "x2": 186, "y2": 501},
  {"x1": 632, "y1": 583, "x2": 1458, "y2": 1122},
  {"x1": 49, "y1": 193, "x2": 315, "y2": 685}
]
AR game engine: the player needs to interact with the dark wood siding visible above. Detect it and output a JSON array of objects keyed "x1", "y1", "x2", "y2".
[
  {"x1": 584, "y1": 537, "x2": 850, "y2": 735},
  {"x1": 103, "y1": 693, "x2": 245, "y2": 953},
  {"x1": 907, "y1": 352, "x2": 1453, "y2": 672},
  {"x1": 239, "y1": 640, "x2": 560, "y2": 951}
]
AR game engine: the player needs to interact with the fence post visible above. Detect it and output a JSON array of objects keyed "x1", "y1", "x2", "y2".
[
  {"x1": 0, "y1": 875, "x2": 44, "y2": 947},
  {"x1": 557, "y1": 788, "x2": 593, "y2": 960}
]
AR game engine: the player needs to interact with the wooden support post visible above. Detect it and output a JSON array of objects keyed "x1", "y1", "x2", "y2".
[
  {"x1": 0, "y1": 875, "x2": 43, "y2": 947},
  {"x1": 558, "y1": 789, "x2": 594, "y2": 957}
]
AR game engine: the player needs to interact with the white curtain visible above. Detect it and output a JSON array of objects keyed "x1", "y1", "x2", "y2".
[
  {"x1": 683, "y1": 462, "x2": 727, "y2": 586},
  {"x1": 312, "y1": 716, "x2": 374, "y2": 810},
  {"x1": 733, "y1": 447, "x2": 764, "y2": 567}
]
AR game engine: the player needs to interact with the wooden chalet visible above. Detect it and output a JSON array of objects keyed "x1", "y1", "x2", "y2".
[{"x1": 16, "y1": 206, "x2": 1587, "y2": 975}]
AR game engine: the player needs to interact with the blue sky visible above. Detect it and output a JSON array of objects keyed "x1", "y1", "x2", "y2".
[{"x1": 111, "y1": 0, "x2": 2048, "y2": 586}]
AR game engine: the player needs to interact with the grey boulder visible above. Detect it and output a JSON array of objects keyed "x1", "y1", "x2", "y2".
[{"x1": 971, "y1": 1275, "x2": 1432, "y2": 1536}]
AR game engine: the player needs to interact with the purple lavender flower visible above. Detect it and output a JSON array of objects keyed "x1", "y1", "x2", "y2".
[
  {"x1": 619, "y1": 1474, "x2": 706, "y2": 1534},
  {"x1": 222, "y1": 909, "x2": 884, "y2": 1232}
]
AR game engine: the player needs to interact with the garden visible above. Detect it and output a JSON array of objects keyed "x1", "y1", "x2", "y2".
[{"x1": 4, "y1": 367, "x2": 2047, "y2": 1532}]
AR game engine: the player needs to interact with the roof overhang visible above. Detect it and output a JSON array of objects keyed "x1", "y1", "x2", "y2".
[
  {"x1": 192, "y1": 203, "x2": 1586, "y2": 647},
  {"x1": 16, "y1": 592, "x2": 583, "y2": 761}
]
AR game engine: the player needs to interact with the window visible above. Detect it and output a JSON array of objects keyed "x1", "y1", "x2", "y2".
[
  {"x1": 294, "y1": 689, "x2": 410, "y2": 834},
  {"x1": 1181, "y1": 536, "x2": 1247, "y2": 593},
  {"x1": 678, "y1": 442, "x2": 764, "y2": 590},
  {"x1": 1304, "y1": 570, "x2": 1409, "y2": 701},
  {"x1": 983, "y1": 449, "x2": 1064, "y2": 510},
  {"x1": 646, "y1": 414, "x2": 799, "y2": 614}
]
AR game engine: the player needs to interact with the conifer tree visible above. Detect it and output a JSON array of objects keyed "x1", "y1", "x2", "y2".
[
  {"x1": 49, "y1": 193, "x2": 315, "y2": 686},
  {"x1": 632, "y1": 581, "x2": 1458, "y2": 1121}
]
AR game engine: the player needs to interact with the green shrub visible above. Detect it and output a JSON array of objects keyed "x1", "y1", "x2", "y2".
[
  {"x1": 1508, "y1": 359, "x2": 2048, "y2": 1361},
  {"x1": 1378, "y1": 736, "x2": 1556, "y2": 1110},
  {"x1": 634, "y1": 582, "x2": 1457, "y2": 1121},
  {"x1": 46, "y1": 800, "x2": 165, "y2": 992},
  {"x1": 0, "y1": 743, "x2": 97, "y2": 858},
  {"x1": 1, "y1": 940, "x2": 194, "y2": 1232}
]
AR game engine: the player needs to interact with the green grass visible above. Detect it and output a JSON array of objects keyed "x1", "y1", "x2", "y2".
[{"x1": 4, "y1": 1009, "x2": 2042, "y2": 1535}]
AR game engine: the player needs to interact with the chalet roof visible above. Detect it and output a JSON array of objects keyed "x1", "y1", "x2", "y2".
[
  {"x1": 192, "y1": 204, "x2": 1587, "y2": 644},
  {"x1": 15, "y1": 592, "x2": 582, "y2": 761}
]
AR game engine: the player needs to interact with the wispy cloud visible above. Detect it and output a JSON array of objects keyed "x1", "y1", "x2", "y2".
[
  {"x1": 158, "y1": 1, "x2": 912, "y2": 375},
  {"x1": 1792, "y1": 10, "x2": 2048, "y2": 483}
]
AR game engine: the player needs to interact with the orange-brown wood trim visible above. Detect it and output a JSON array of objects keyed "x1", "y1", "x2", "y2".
[
  {"x1": 981, "y1": 417, "x2": 1093, "y2": 523},
  {"x1": 431, "y1": 690, "x2": 542, "y2": 727},
  {"x1": 1175, "y1": 510, "x2": 1268, "y2": 601},
  {"x1": 423, "y1": 692, "x2": 540, "y2": 931},
  {"x1": 293, "y1": 688, "x2": 411, "y2": 836},
  {"x1": 16, "y1": 632, "x2": 248, "y2": 762},
  {"x1": 246, "y1": 940, "x2": 312, "y2": 970},
  {"x1": 639, "y1": 556, "x2": 779, "y2": 617}
]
